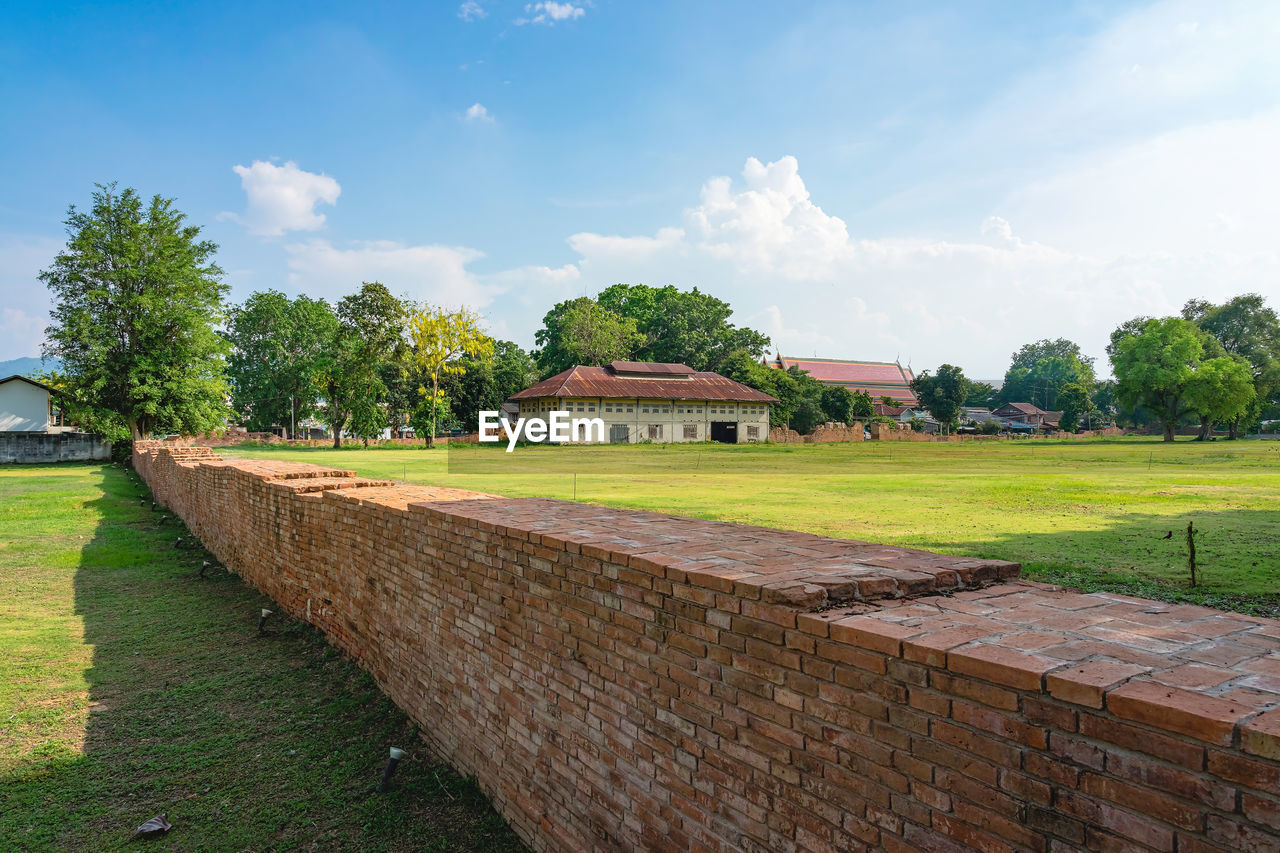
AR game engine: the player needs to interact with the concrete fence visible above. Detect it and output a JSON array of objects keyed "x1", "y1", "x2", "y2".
[
  {"x1": 1, "y1": 431, "x2": 110, "y2": 463},
  {"x1": 134, "y1": 441, "x2": 1280, "y2": 852}
]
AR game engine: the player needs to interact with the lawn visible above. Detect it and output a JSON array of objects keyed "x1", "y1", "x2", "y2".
[
  {"x1": 222, "y1": 437, "x2": 1280, "y2": 614},
  {"x1": 0, "y1": 463, "x2": 526, "y2": 852}
]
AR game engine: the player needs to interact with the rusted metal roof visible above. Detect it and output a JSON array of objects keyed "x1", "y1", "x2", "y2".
[
  {"x1": 512, "y1": 365, "x2": 778, "y2": 403},
  {"x1": 608, "y1": 360, "x2": 694, "y2": 376}
]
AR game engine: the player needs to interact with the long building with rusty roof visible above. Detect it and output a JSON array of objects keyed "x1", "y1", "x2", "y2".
[
  {"x1": 767, "y1": 354, "x2": 917, "y2": 406},
  {"x1": 510, "y1": 361, "x2": 776, "y2": 444}
]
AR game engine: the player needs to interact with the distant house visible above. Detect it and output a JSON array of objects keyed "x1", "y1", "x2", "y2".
[
  {"x1": 510, "y1": 361, "x2": 776, "y2": 444},
  {"x1": 766, "y1": 355, "x2": 917, "y2": 406},
  {"x1": 0, "y1": 375, "x2": 55, "y2": 432},
  {"x1": 993, "y1": 403, "x2": 1063, "y2": 430}
]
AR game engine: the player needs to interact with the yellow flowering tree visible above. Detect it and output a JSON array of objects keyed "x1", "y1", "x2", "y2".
[{"x1": 409, "y1": 306, "x2": 494, "y2": 447}]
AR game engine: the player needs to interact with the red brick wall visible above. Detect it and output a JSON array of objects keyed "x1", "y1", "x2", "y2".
[{"x1": 134, "y1": 442, "x2": 1280, "y2": 852}]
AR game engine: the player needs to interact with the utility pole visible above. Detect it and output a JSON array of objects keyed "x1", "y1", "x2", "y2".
[{"x1": 291, "y1": 394, "x2": 295, "y2": 440}]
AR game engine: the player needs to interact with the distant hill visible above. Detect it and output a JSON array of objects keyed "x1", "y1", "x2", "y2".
[{"x1": 0, "y1": 356, "x2": 60, "y2": 378}]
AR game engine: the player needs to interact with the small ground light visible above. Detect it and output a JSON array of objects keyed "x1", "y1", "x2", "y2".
[
  {"x1": 378, "y1": 747, "x2": 408, "y2": 792},
  {"x1": 257, "y1": 608, "x2": 272, "y2": 634},
  {"x1": 200, "y1": 560, "x2": 210, "y2": 578}
]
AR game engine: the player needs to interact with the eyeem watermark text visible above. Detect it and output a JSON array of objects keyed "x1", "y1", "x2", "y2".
[{"x1": 478, "y1": 410, "x2": 605, "y2": 451}]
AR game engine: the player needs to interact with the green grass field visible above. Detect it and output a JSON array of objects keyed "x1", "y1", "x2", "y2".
[
  {"x1": 224, "y1": 437, "x2": 1280, "y2": 614},
  {"x1": 0, "y1": 464, "x2": 525, "y2": 852}
]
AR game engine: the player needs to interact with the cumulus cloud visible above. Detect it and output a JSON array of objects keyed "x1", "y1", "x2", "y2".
[
  {"x1": 465, "y1": 103, "x2": 494, "y2": 122},
  {"x1": 283, "y1": 239, "x2": 496, "y2": 309},
  {"x1": 224, "y1": 161, "x2": 341, "y2": 237},
  {"x1": 458, "y1": 1, "x2": 486, "y2": 21},
  {"x1": 516, "y1": 2, "x2": 586, "y2": 25},
  {"x1": 494, "y1": 153, "x2": 1278, "y2": 377}
]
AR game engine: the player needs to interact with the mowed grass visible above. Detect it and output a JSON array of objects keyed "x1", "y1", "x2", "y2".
[
  {"x1": 0, "y1": 464, "x2": 526, "y2": 852},
  {"x1": 224, "y1": 437, "x2": 1280, "y2": 614}
]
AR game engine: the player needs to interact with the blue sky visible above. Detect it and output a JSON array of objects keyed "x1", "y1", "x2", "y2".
[{"x1": 3, "y1": 0, "x2": 1278, "y2": 377}]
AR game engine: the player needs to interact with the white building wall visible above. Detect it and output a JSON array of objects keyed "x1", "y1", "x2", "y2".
[
  {"x1": 0, "y1": 381, "x2": 51, "y2": 432},
  {"x1": 516, "y1": 396, "x2": 770, "y2": 444}
]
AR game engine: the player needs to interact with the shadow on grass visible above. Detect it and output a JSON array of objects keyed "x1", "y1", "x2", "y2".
[
  {"x1": 958, "y1": 507, "x2": 1280, "y2": 617},
  {"x1": 2, "y1": 466, "x2": 525, "y2": 852}
]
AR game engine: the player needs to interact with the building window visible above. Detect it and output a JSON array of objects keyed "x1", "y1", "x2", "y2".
[
  {"x1": 626, "y1": 406, "x2": 634, "y2": 413},
  {"x1": 649, "y1": 424, "x2": 663, "y2": 440},
  {"x1": 747, "y1": 425, "x2": 759, "y2": 438},
  {"x1": 683, "y1": 424, "x2": 697, "y2": 439}
]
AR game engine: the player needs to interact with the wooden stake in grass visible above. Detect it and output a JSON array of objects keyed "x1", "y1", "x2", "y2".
[{"x1": 1187, "y1": 520, "x2": 1197, "y2": 587}]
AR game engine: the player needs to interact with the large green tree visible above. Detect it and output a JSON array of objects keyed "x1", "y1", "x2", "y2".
[
  {"x1": 226, "y1": 290, "x2": 336, "y2": 437},
  {"x1": 1182, "y1": 294, "x2": 1280, "y2": 439},
  {"x1": 1000, "y1": 339, "x2": 1095, "y2": 411},
  {"x1": 1110, "y1": 316, "x2": 1255, "y2": 442},
  {"x1": 533, "y1": 297, "x2": 643, "y2": 376},
  {"x1": 911, "y1": 364, "x2": 970, "y2": 433},
  {"x1": 323, "y1": 282, "x2": 408, "y2": 447},
  {"x1": 596, "y1": 283, "x2": 770, "y2": 372},
  {"x1": 40, "y1": 184, "x2": 229, "y2": 440}
]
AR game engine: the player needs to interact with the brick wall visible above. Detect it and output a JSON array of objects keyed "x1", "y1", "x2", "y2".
[{"x1": 134, "y1": 442, "x2": 1280, "y2": 852}]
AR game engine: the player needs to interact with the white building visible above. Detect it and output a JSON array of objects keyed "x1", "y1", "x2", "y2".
[
  {"x1": 510, "y1": 361, "x2": 776, "y2": 444},
  {"x1": 0, "y1": 375, "x2": 54, "y2": 432}
]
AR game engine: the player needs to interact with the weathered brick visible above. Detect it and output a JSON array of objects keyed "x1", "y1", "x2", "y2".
[
  {"x1": 1107, "y1": 681, "x2": 1252, "y2": 746},
  {"x1": 948, "y1": 644, "x2": 1061, "y2": 692},
  {"x1": 1045, "y1": 660, "x2": 1150, "y2": 709}
]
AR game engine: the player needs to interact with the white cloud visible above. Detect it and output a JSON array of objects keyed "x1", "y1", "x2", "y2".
[
  {"x1": 458, "y1": 1, "x2": 486, "y2": 22},
  {"x1": 465, "y1": 103, "x2": 494, "y2": 122},
  {"x1": 224, "y1": 161, "x2": 341, "y2": 237},
  {"x1": 489, "y1": 154, "x2": 1278, "y2": 378},
  {"x1": 283, "y1": 240, "x2": 497, "y2": 309},
  {"x1": 516, "y1": 2, "x2": 586, "y2": 25}
]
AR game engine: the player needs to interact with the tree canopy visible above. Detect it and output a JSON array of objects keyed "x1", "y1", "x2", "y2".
[
  {"x1": 40, "y1": 184, "x2": 230, "y2": 441},
  {"x1": 911, "y1": 364, "x2": 969, "y2": 432},
  {"x1": 226, "y1": 290, "x2": 336, "y2": 436},
  {"x1": 1182, "y1": 294, "x2": 1280, "y2": 438},
  {"x1": 1000, "y1": 339, "x2": 1094, "y2": 411},
  {"x1": 323, "y1": 282, "x2": 409, "y2": 446},
  {"x1": 533, "y1": 284, "x2": 769, "y2": 378},
  {"x1": 1110, "y1": 316, "x2": 1256, "y2": 442},
  {"x1": 408, "y1": 306, "x2": 494, "y2": 446}
]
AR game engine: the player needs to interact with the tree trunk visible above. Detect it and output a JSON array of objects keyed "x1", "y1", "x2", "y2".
[
  {"x1": 1195, "y1": 416, "x2": 1212, "y2": 441},
  {"x1": 1163, "y1": 421, "x2": 1176, "y2": 442},
  {"x1": 1228, "y1": 419, "x2": 1240, "y2": 440}
]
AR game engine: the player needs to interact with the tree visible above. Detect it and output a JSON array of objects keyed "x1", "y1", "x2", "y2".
[
  {"x1": 1110, "y1": 317, "x2": 1206, "y2": 442},
  {"x1": 40, "y1": 184, "x2": 230, "y2": 441},
  {"x1": 1183, "y1": 294, "x2": 1280, "y2": 439},
  {"x1": 596, "y1": 283, "x2": 770, "y2": 371},
  {"x1": 323, "y1": 282, "x2": 408, "y2": 448},
  {"x1": 965, "y1": 382, "x2": 999, "y2": 409},
  {"x1": 818, "y1": 386, "x2": 857, "y2": 425},
  {"x1": 533, "y1": 297, "x2": 642, "y2": 376},
  {"x1": 1184, "y1": 355, "x2": 1255, "y2": 440},
  {"x1": 409, "y1": 306, "x2": 494, "y2": 447},
  {"x1": 443, "y1": 340, "x2": 538, "y2": 428},
  {"x1": 910, "y1": 364, "x2": 969, "y2": 433},
  {"x1": 226, "y1": 291, "x2": 336, "y2": 437},
  {"x1": 1000, "y1": 339, "x2": 1095, "y2": 410},
  {"x1": 1056, "y1": 382, "x2": 1093, "y2": 433}
]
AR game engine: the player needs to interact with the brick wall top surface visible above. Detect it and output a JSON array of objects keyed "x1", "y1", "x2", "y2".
[
  {"x1": 409, "y1": 496, "x2": 1019, "y2": 607},
  {"x1": 801, "y1": 581, "x2": 1280, "y2": 750}
]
